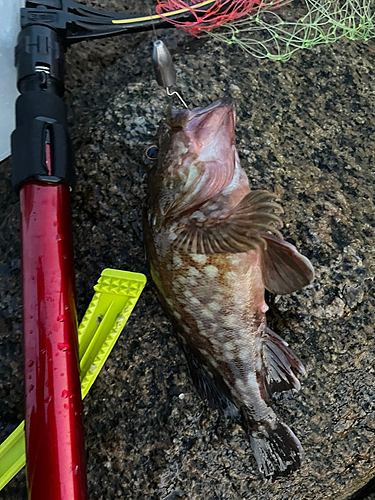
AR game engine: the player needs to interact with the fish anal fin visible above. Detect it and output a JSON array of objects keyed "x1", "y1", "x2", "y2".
[
  {"x1": 261, "y1": 233, "x2": 315, "y2": 295},
  {"x1": 261, "y1": 326, "x2": 305, "y2": 396},
  {"x1": 174, "y1": 190, "x2": 283, "y2": 255}
]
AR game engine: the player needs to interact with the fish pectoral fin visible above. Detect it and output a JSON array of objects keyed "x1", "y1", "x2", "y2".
[
  {"x1": 173, "y1": 190, "x2": 283, "y2": 254},
  {"x1": 260, "y1": 326, "x2": 305, "y2": 396},
  {"x1": 261, "y1": 234, "x2": 315, "y2": 294}
]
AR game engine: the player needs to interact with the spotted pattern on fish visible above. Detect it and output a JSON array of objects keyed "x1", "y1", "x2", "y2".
[{"x1": 143, "y1": 98, "x2": 314, "y2": 481}]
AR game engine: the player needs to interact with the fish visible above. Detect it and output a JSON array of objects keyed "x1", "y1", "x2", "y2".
[{"x1": 143, "y1": 98, "x2": 314, "y2": 481}]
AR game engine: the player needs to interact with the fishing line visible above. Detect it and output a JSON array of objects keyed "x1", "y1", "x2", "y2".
[
  {"x1": 112, "y1": 1, "x2": 217, "y2": 24},
  {"x1": 148, "y1": 0, "x2": 159, "y2": 40}
]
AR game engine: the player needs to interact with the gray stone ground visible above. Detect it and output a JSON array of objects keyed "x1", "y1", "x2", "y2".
[{"x1": 1, "y1": 1, "x2": 375, "y2": 499}]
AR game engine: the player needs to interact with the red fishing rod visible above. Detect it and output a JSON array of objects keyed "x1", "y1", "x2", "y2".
[
  {"x1": 11, "y1": 2, "x2": 219, "y2": 499},
  {"x1": 13, "y1": 21, "x2": 86, "y2": 499}
]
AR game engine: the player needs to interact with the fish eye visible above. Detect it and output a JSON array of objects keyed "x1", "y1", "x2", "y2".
[{"x1": 145, "y1": 145, "x2": 158, "y2": 161}]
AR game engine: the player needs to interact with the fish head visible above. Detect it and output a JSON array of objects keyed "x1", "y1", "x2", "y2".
[
  {"x1": 160, "y1": 97, "x2": 236, "y2": 172},
  {"x1": 148, "y1": 98, "x2": 240, "y2": 222},
  {"x1": 180, "y1": 97, "x2": 236, "y2": 158}
]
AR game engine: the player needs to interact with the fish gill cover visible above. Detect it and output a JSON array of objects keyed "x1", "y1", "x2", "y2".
[{"x1": 156, "y1": 0, "x2": 375, "y2": 60}]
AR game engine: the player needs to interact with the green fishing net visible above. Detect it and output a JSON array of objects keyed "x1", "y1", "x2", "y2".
[{"x1": 205, "y1": 0, "x2": 374, "y2": 60}]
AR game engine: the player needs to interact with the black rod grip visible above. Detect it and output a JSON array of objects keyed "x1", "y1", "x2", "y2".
[
  {"x1": 11, "y1": 90, "x2": 74, "y2": 189},
  {"x1": 12, "y1": 24, "x2": 74, "y2": 190},
  {"x1": 15, "y1": 24, "x2": 65, "y2": 93}
]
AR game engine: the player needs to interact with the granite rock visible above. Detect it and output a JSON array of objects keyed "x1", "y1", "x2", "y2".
[{"x1": 0, "y1": 1, "x2": 375, "y2": 499}]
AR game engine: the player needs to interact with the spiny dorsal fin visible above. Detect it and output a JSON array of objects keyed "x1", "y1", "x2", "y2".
[{"x1": 173, "y1": 190, "x2": 283, "y2": 254}]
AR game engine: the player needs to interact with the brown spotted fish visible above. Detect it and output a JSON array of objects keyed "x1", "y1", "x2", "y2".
[{"x1": 143, "y1": 98, "x2": 314, "y2": 481}]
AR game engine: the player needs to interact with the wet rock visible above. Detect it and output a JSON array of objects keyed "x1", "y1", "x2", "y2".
[{"x1": 0, "y1": 1, "x2": 375, "y2": 499}]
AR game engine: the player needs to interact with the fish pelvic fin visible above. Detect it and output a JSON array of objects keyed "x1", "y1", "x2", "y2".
[
  {"x1": 173, "y1": 190, "x2": 283, "y2": 255},
  {"x1": 261, "y1": 233, "x2": 315, "y2": 295},
  {"x1": 261, "y1": 325, "x2": 305, "y2": 396},
  {"x1": 244, "y1": 415, "x2": 305, "y2": 482}
]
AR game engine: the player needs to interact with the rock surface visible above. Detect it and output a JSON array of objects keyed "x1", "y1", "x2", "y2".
[{"x1": 1, "y1": 1, "x2": 375, "y2": 499}]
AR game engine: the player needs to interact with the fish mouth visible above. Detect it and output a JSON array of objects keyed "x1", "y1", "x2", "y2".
[
  {"x1": 167, "y1": 98, "x2": 236, "y2": 132},
  {"x1": 184, "y1": 98, "x2": 236, "y2": 151},
  {"x1": 187, "y1": 97, "x2": 236, "y2": 130},
  {"x1": 190, "y1": 97, "x2": 235, "y2": 119}
]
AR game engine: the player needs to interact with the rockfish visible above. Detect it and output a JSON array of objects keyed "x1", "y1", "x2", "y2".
[{"x1": 143, "y1": 99, "x2": 314, "y2": 481}]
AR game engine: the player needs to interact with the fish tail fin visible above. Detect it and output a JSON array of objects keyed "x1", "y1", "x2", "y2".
[{"x1": 243, "y1": 413, "x2": 305, "y2": 482}]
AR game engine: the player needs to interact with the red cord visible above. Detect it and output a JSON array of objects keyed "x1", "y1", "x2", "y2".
[{"x1": 156, "y1": 0, "x2": 290, "y2": 36}]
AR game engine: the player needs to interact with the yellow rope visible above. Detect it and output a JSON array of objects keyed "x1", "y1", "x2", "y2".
[{"x1": 112, "y1": 0, "x2": 216, "y2": 24}]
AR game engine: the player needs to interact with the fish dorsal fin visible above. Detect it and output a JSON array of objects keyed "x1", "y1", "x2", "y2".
[
  {"x1": 180, "y1": 340, "x2": 240, "y2": 421},
  {"x1": 261, "y1": 234, "x2": 315, "y2": 295},
  {"x1": 173, "y1": 190, "x2": 283, "y2": 255},
  {"x1": 260, "y1": 326, "x2": 305, "y2": 396}
]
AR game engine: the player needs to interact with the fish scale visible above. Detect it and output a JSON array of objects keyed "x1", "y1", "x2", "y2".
[
  {"x1": 143, "y1": 98, "x2": 314, "y2": 481},
  {"x1": 158, "y1": 248, "x2": 276, "y2": 423}
]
